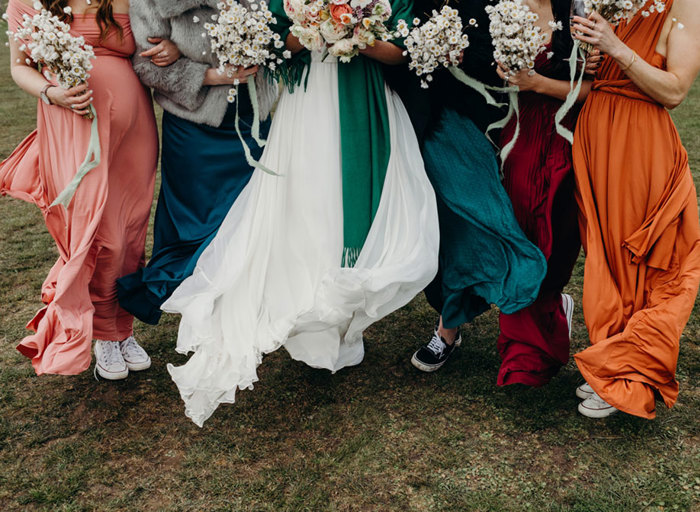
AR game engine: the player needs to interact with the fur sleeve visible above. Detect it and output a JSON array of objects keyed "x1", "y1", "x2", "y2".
[{"x1": 130, "y1": 0, "x2": 210, "y2": 112}]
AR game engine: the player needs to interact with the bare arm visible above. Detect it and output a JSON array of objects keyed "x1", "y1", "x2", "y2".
[
  {"x1": 572, "y1": 0, "x2": 700, "y2": 109},
  {"x1": 359, "y1": 41, "x2": 406, "y2": 66},
  {"x1": 8, "y1": 32, "x2": 93, "y2": 115}
]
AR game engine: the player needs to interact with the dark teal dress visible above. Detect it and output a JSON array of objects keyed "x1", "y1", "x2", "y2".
[
  {"x1": 392, "y1": 0, "x2": 547, "y2": 330},
  {"x1": 422, "y1": 108, "x2": 547, "y2": 329},
  {"x1": 117, "y1": 88, "x2": 270, "y2": 324}
]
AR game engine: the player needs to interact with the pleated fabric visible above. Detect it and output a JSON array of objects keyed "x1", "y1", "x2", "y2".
[{"x1": 497, "y1": 44, "x2": 582, "y2": 387}]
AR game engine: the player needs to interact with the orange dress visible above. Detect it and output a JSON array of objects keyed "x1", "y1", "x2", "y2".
[
  {"x1": 0, "y1": 0, "x2": 158, "y2": 375},
  {"x1": 572, "y1": 0, "x2": 700, "y2": 419}
]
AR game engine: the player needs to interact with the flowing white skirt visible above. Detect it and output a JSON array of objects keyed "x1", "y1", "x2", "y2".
[{"x1": 162, "y1": 55, "x2": 440, "y2": 427}]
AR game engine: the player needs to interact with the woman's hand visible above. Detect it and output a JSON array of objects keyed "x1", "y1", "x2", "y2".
[
  {"x1": 46, "y1": 83, "x2": 94, "y2": 116},
  {"x1": 203, "y1": 65, "x2": 259, "y2": 86},
  {"x1": 140, "y1": 37, "x2": 182, "y2": 67},
  {"x1": 572, "y1": 13, "x2": 626, "y2": 59},
  {"x1": 496, "y1": 63, "x2": 541, "y2": 91},
  {"x1": 584, "y1": 48, "x2": 604, "y2": 76}
]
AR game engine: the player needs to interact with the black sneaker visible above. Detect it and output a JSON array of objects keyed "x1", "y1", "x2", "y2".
[{"x1": 411, "y1": 329, "x2": 462, "y2": 372}]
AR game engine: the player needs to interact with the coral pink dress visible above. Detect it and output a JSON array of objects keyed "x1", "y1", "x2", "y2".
[{"x1": 0, "y1": 0, "x2": 158, "y2": 375}]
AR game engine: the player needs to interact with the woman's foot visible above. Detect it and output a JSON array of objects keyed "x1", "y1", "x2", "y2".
[
  {"x1": 575, "y1": 382, "x2": 595, "y2": 400},
  {"x1": 578, "y1": 391, "x2": 619, "y2": 418},
  {"x1": 94, "y1": 340, "x2": 129, "y2": 380},
  {"x1": 119, "y1": 336, "x2": 152, "y2": 372},
  {"x1": 411, "y1": 320, "x2": 462, "y2": 373}
]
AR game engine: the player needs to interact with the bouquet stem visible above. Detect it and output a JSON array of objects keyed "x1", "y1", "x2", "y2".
[{"x1": 234, "y1": 81, "x2": 279, "y2": 176}]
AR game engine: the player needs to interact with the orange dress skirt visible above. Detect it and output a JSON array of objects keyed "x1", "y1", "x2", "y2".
[
  {"x1": 0, "y1": 0, "x2": 158, "y2": 375},
  {"x1": 572, "y1": 0, "x2": 700, "y2": 418}
]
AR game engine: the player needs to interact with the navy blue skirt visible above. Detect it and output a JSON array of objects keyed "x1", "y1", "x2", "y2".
[{"x1": 117, "y1": 90, "x2": 270, "y2": 324}]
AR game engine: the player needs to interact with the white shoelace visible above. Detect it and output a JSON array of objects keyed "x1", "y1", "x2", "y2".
[
  {"x1": 99, "y1": 341, "x2": 124, "y2": 367},
  {"x1": 120, "y1": 336, "x2": 143, "y2": 360},
  {"x1": 426, "y1": 333, "x2": 445, "y2": 357}
]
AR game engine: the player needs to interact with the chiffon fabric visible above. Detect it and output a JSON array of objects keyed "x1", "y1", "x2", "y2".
[
  {"x1": 497, "y1": 44, "x2": 581, "y2": 387},
  {"x1": 573, "y1": 0, "x2": 700, "y2": 418},
  {"x1": 422, "y1": 108, "x2": 546, "y2": 330},
  {"x1": 0, "y1": 0, "x2": 157, "y2": 375},
  {"x1": 163, "y1": 53, "x2": 439, "y2": 427},
  {"x1": 117, "y1": 94, "x2": 269, "y2": 325}
]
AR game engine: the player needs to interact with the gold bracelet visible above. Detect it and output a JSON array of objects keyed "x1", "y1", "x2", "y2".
[{"x1": 620, "y1": 51, "x2": 637, "y2": 72}]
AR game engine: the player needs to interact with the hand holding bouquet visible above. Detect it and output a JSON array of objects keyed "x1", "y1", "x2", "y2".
[
  {"x1": 204, "y1": 0, "x2": 289, "y2": 104},
  {"x1": 396, "y1": 6, "x2": 473, "y2": 89},
  {"x1": 4, "y1": 1, "x2": 99, "y2": 208},
  {"x1": 5, "y1": 2, "x2": 96, "y2": 114},
  {"x1": 485, "y1": 0, "x2": 556, "y2": 78},
  {"x1": 284, "y1": 0, "x2": 394, "y2": 62}
]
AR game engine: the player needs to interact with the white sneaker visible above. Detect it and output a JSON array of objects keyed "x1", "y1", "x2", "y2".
[
  {"x1": 561, "y1": 293, "x2": 574, "y2": 339},
  {"x1": 119, "y1": 336, "x2": 151, "y2": 372},
  {"x1": 94, "y1": 340, "x2": 129, "y2": 380},
  {"x1": 578, "y1": 392, "x2": 619, "y2": 418},
  {"x1": 576, "y1": 382, "x2": 595, "y2": 400}
]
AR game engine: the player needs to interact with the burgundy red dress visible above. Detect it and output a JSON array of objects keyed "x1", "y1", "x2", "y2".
[{"x1": 497, "y1": 44, "x2": 582, "y2": 387}]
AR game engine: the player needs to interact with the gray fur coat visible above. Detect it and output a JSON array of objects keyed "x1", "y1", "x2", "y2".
[{"x1": 129, "y1": 0, "x2": 278, "y2": 127}]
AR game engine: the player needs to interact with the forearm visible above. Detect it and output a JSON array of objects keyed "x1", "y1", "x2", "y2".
[
  {"x1": 285, "y1": 33, "x2": 305, "y2": 55},
  {"x1": 609, "y1": 44, "x2": 687, "y2": 109},
  {"x1": 10, "y1": 64, "x2": 51, "y2": 100},
  {"x1": 532, "y1": 75, "x2": 592, "y2": 102},
  {"x1": 360, "y1": 41, "x2": 406, "y2": 66}
]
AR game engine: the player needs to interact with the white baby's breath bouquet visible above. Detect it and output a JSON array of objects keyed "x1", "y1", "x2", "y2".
[
  {"x1": 202, "y1": 0, "x2": 288, "y2": 175},
  {"x1": 5, "y1": 3, "x2": 95, "y2": 94},
  {"x1": 485, "y1": 0, "x2": 559, "y2": 77},
  {"x1": 575, "y1": 0, "x2": 665, "y2": 25},
  {"x1": 204, "y1": 0, "x2": 289, "y2": 104},
  {"x1": 285, "y1": 0, "x2": 394, "y2": 63},
  {"x1": 3, "y1": 2, "x2": 100, "y2": 208},
  {"x1": 396, "y1": 6, "x2": 474, "y2": 89}
]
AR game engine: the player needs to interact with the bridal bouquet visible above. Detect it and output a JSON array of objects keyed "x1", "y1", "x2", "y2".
[
  {"x1": 396, "y1": 6, "x2": 473, "y2": 89},
  {"x1": 4, "y1": 2, "x2": 100, "y2": 208},
  {"x1": 285, "y1": 0, "x2": 394, "y2": 62},
  {"x1": 485, "y1": 0, "x2": 554, "y2": 77},
  {"x1": 204, "y1": 0, "x2": 289, "y2": 103}
]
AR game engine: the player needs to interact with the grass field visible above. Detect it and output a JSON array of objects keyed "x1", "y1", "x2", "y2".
[{"x1": 0, "y1": 14, "x2": 699, "y2": 512}]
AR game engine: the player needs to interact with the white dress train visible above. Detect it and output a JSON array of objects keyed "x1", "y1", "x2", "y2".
[{"x1": 162, "y1": 53, "x2": 440, "y2": 427}]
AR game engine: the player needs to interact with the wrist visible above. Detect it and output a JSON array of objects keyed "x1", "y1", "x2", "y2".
[
  {"x1": 609, "y1": 42, "x2": 630, "y2": 63},
  {"x1": 529, "y1": 73, "x2": 544, "y2": 94}
]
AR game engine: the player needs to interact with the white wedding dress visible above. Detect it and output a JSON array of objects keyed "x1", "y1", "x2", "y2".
[{"x1": 162, "y1": 52, "x2": 440, "y2": 426}]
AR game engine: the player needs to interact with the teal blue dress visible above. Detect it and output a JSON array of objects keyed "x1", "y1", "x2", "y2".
[
  {"x1": 422, "y1": 108, "x2": 547, "y2": 329},
  {"x1": 117, "y1": 88, "x2": 269, "y2": 324}
]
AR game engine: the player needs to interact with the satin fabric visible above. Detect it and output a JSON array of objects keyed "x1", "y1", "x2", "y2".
[
  {"x1": 116, "y1": 94, "x2": 268, "y2": 325},
  {"x1": 572, "y1": 0, "x2": 700, "y2": 418},
  {"x1": 0, "y1": 0, "x2": 157, "y2": 375},
  {"x1": 497, "y1": 43, "x2": 582, "y2": 387},
  {"x1": 162, "y1": 54, "x2": 439, "y2": 427},
  {"x1": 422, "y1": 108, "x2": 546, "y2": 331}
]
